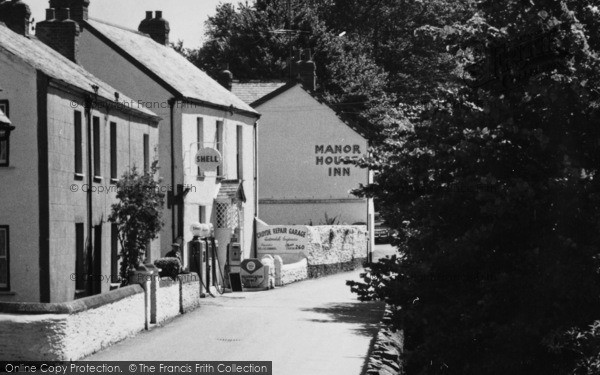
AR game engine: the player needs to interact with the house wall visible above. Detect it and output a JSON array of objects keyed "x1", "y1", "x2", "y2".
[
  {"x1": 255, "y1": 85, "x2": 372, "y2": 226},
  {"x1": 45, "y1": 86, "x2": 159, "y2": 302},
  {"x1": 78, "y1": 29, "x2": 258, "y2": 264},
  {"x1": 0, "y1": 51, "x2": 41, "y2": 302},
  {"x1": 78, "y1": 29, "x2": 174, "y2": 251},
  {"x1": 181, "y1": 109, "x2": 256, "y2": 264}
]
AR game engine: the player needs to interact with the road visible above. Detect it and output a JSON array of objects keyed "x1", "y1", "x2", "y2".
[
  {"x1": 372, "y1": 242, "x2": 397, "y2": 262},
  {"x1": 85, "y1": 253, "x2": 395, "y2": 375}
]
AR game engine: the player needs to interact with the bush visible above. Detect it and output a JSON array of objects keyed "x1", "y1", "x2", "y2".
[{"x1": 154, "y1": 257, "x2": 182, "y2": 279}]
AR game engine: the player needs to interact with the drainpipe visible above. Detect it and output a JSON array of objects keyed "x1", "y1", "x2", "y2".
[
  {"x1": 168, "y1": 98, "x2": 176, "y2": 244},
  {"x1": 84, "y1": 95, "x2": 93, "y2": 293},
  {"x1": 253, "y1": 120, "x2": 259, "y2": 258}
]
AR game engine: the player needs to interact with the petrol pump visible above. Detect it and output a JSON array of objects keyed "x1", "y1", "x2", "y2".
[
  {"x1": 226, "y1": 228, "x2": 243, "y2": 291},
  {"x1": 188, "y1": 222, "x2": 210, "y2": 297},
  {"x1": 188, "y1": 222, "x2": 224, "y2": 297}
]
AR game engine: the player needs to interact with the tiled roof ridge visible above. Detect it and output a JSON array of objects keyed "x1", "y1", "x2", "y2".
[{"x1": 87, "y1": 17, "x2": 149, "y2": 38}]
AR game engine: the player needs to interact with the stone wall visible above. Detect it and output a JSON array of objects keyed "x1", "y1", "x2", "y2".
[
  {"x1": 258, "y1": 223, "x2": 368, "y2": 280},
  {"x1": 0, "y1": 285, "x2": 145, "y2": 360},
  {"x1": 366, "y1": 306, "x2": 404, "y2": 375},
  {"x1": 0, "y1": 273, "x2": 204, "y2": 361},
  {"x1": 306, "y1": 226, "x2": 367, "y2": 277},
  {"x1": 281, "y1": 258, "x2": 309, "y2": 285},
  {"x1": 179, "y1": 273, "x2": 201, "y2": 313},
  {"x1": 155, "y1": 278, "x2": 180, "y2": 325}
]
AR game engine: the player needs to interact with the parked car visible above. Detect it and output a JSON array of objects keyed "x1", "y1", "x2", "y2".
[{"x1": 374, "y1": 220, "x2": 392, "y2": 243}]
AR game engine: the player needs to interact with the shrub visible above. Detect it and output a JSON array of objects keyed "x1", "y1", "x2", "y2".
[{"x1": 154, "y1": 257, "x2": 182, "y2": 279}]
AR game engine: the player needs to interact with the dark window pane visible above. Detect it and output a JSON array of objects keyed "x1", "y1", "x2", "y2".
[{"x1": 74, "y1": 111, "x2": 82, "y2": 173}]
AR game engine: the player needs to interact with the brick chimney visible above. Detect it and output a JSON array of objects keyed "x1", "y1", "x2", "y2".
[
  {"x1": 0, "y1": 0, "x2": 32, "y2": 36},
  {"x1": 286, "y1": 49, "x2": 316, "y2": 91},
  {"x1": 49, "y1": 0, "x2": 89, "y2": 22},
  {"x1": 217, "y1": 66, "x2": 233, "y2": 91},
  {"x1": 298, "y1": 49, "x2": 316, "y2": 91},
  {"x1": 138, "y1": 10, "x2": 170, "y2": 45},
  {"x1": 36, "y1": 7, "x2": 81, "y2": 62}
]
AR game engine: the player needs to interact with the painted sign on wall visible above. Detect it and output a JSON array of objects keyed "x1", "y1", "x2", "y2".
[
  {"x1": 315, "y1": 144, "x2": 361, "y2": 177},
  {"x1": 256, "y1": 220, "x2": 310, "y2": 262}
]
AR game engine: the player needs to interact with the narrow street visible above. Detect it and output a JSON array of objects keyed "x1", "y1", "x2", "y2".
[{"x1": 85, "y1": 245, "x2": 399, "y2": 375}]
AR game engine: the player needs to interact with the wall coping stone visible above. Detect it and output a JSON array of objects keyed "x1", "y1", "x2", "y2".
[
  {"x1": 0, "y1": 285, "x2": 144, "y2": 315},
  {"x1": 178, "y1": 272, "x2": 200, "y2": 285},
  {"x1": 158, "y1": 278, "x2": 178, "y2": 288}
]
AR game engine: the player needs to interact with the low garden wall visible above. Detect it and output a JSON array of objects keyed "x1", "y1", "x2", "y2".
[
  {"x1": 257, "y1": 219, "x2": 368, "y2": 282},
  {"x1": 280, "y1": 258, "x2": 309, "y2": 285},
  {"x1": 0, "y1": 285, "x2": 145, "y2": 361},
  {"x1": 366, "y1": 306, "x2": 404, "y2": 375},
  {"x1": 0, "y1": 272, "x2": 203, "y2": 361}
]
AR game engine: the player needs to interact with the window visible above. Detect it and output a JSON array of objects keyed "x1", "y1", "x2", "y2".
[
  {"x1": 111, "y1": 223, "x2": 119, "y2": 284},
  {"x1": 197, "y1": 117, "x2": 204, "y2": 177},
  {"x1": 75, "y1": 223, "x2": 86, "y2": 293},
  {"x1": 143, "y1": 134, "x2": 149, "y2": 173},
  {"x1": 74, "y1": 111, "x2": 83, "y2": 174},
  {"x1": 236, "y1": 125, "x2": 243, "y2": 180},
  {"x1": 199, "y1": 205, "x2": 206, "y2": 224},
  {"x1": 92, "y1": 116, "x2": 101, "y2": 178},
  {"x1": 110, "y1": 122, "x2": 117, "y2": 180},
  {"x1": 0, "y1": 101, "x2": 12, "y2": 167},
  {"x1": 0, "y1": 226, "x2": 9, "y2": 291},
  {"x1": 216, "y1": 120, "x2": 223, "y2": 177}
]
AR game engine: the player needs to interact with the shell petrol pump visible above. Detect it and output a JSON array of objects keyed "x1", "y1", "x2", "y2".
[
  {"x1": 188, "y1": 222, "x2": 210, "y2": 297},
  {"x1": 226, "y1": 229, "x2": 243, "y2": 291},
  {"x1": 188, "y1": 222, "x2": 224, "y2": 297}
]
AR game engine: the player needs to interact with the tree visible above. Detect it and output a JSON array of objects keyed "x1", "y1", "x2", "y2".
[
  {"x1": 109, "y1": 161, "x2": 165, "y2": 283},
  {"x1": 348, "y1": 0, "x2": 600, "y2": 373},
  {"x1": 190, "y1": 1, "x2": 393, "y2": 135}
]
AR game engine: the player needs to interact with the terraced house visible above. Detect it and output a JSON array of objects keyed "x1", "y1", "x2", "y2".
[
  {"x1": 0, "y1": 0, "x2": 160, "y2": 303},
  {"x1": 35, "y1": 0, "x2": 261, "y2": 272}
]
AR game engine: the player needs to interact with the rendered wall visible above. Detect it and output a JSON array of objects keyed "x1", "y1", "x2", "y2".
[
  {"x1": 256, "y1": 85, "x2": 371, "y2": 227},
  {"x1": 46, "y1": 87, "x2": 160, "y2": 302},
  {"x1": 0, "y1": 51, "x2": 41, "y2": 302},
  {"x1": 0, "y1": 285, "x2": 145, "y2": 361}
]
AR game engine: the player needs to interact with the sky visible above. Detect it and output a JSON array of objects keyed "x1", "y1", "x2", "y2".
[{"x1": 28, "y1": 0, "x2": 236, "y2": 49}]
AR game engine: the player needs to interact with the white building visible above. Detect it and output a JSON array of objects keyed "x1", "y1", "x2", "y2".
[
  {"x1": 0, "y1": 1, "x2": 160, "y2": 302},
  {"x1": 35, "y1": 0, "x2": 261, "y2": 268},
  {"x1": 233, "y1": 54, "x2": 374, "y2": 247}
]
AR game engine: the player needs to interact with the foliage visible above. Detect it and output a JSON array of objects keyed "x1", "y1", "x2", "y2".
[
  {"x1": 109, "y1": 161, "x2": 165, "y2": 283},
  {"x1": 319, "y1": 212, "x2": 340, "y2": 225},
  {"x1": 154, "y1": 257, "x2": 182, "y2": 279},
  {"x1": 347, "y1": 0, "x2": 600, "y2": 374},
  {"x1": 190, "y1": 0, "x2": 392, "y2": 135}
]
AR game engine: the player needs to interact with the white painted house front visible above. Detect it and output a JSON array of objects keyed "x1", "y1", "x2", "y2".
[
  {"x1": 0, "y1": 3, "x2": 160, "y2": 303},
  {"x1": 34, "y1": 0, "x2": 261, "y2": 270},
  {"x1": 233, "y1": 80, "x2": 375, "y2": 248}
]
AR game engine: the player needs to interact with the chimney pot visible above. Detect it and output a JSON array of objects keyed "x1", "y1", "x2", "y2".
[
  {"x1": 145, "y1": 11, "x2": 152, "y2": 19},
  {"x1": 138, "y1": 10, "x2": 170, "y2": 45},
  {"x1": 45, "y1": 8, "x2": 56, "y2": 21},
  {"x1": 48, "y1": 0, "x2": 89, "y2": 22},
  {"x1": 56, "y1": 7, "x2": 70, "y2": 21}
]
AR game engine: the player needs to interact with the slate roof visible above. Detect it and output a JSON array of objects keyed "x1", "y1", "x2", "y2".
[
  {"x1": 216, "y1": 180, "x2": 246, "y2": 203},
  {"x1": 0, "y1": 23, "x2": 158, "y2": 119},
  {"x1": 0, "y1": 107, "x2": 10, "y2": 124},
  {"x1": 231, "y1": 82, "x2": 287, "y2": 105},
  {"x1": 232, "y1": 81, "x2": 373, "y2": 140},
  {"x1": 85, "y1": 19, "x2": 259, "y2": 117}
]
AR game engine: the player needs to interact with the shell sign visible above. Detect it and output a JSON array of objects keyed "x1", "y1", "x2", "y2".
[
  {"x1": 240, "y1": 259, "x2": 265, "y2": 288},
  {"x1": 195, "y1": 147, "x2": 222, "y2": 172}
]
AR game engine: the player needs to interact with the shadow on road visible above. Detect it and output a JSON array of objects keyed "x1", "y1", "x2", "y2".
[
  {"x1": 302, "y1": 300, "x2": 385, "y2": 337},
  {"x1": 302, "y1": 300, "x2": 385, "y2": 375}
]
